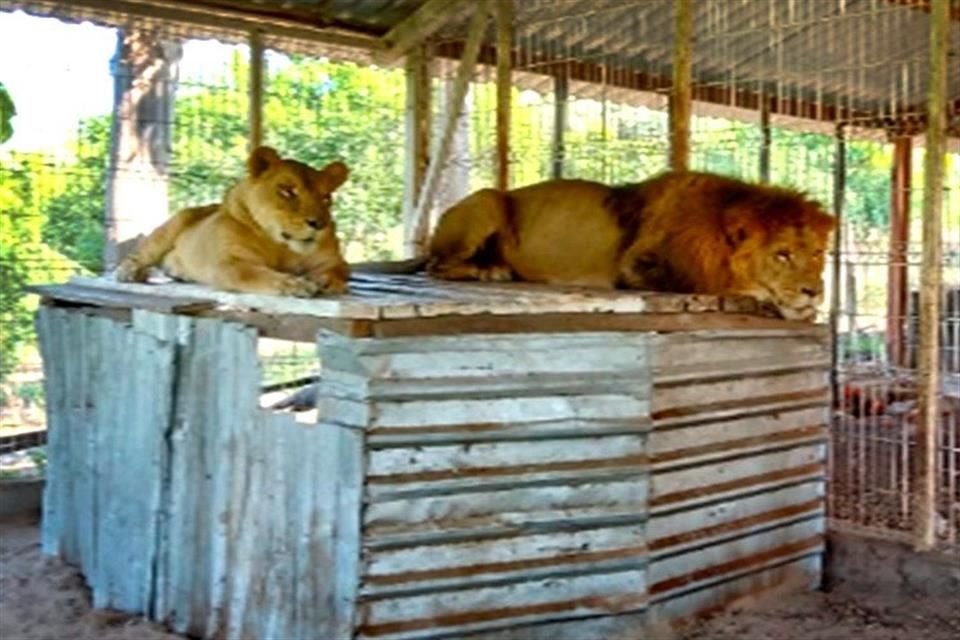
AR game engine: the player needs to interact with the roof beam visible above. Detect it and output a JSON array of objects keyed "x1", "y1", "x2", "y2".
[
  {"x1": 377, "y1": 0, "x2": 475, "y2": 65},
  {"x1": 883, "y1": 0, "x2": 960, "y2": 22}
]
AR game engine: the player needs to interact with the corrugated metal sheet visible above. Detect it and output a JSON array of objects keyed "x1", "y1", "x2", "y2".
[
  {"x1": 317, "y1": 331, "x2": 653, "y2": 640},
  {"x1": 5, "y1": 0, "x2": 957, "y2": 120},
  {"x1": 37, "y1": 303, "x2": 830, "y2": 639},
  {"x1": 646, "y1": 329, "x2": 830, "y2": 624}
]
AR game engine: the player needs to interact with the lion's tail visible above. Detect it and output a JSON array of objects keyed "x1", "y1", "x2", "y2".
[
  {"x1": 115, "y1": 203, "x2": 219, "y2": 282},
  {"x1": 350, "y1": 257, "x2": 429, "y2": 275}
]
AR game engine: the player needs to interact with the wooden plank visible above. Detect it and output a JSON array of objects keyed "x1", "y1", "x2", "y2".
[
  {"x1": 648, "y1": 519, "x2": 824, "y2": 596},
  {"x1": 28, "y1": 282, "x2": 215, "y2": 314},
  {"x1": 363, "y1": 524, "x2": 647, "y2": 595},
  {"x1": 368, "y1": 313, "x2": 815, "y2": 338},
  {"x1": 914, "y1": 0, "x2": 949, "y2": 552},
  {"x1": 648, "y1": 482, "x2": 824, "y2": 555},
  {"x1": 356, "y1": 570, "x2": 647, "y2": 640},
  {"x1": 36, "y1": 308, "x2": 68, "y2": 557},
  {"x1": 651, "y1": 446, "x2": 826, "y2": 512},
  {"x1": 377, "y1": 0, "x2": 475, "y2": 65}
]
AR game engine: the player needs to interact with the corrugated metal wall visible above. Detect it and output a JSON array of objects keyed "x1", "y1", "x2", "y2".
[{"x1": 37, "y1": 308, "x2": 829, "y2": 639}]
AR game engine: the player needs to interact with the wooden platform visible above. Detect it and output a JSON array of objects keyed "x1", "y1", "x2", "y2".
[
  {"x1": 30, "y1": 273, "x2": 805, "y2": 341},
  {"x1": 32, "y1": 275, "x2": 830, "y2": 640}
]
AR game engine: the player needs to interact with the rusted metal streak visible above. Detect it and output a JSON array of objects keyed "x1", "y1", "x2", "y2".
[
  {"x1": 653, "y1": 363, "x2": 831, "y2": 389},
  {"x1": 356, "y1": 591, "x2": 649, "y2": 637},
  {"x1": 652, "y1": 388, "x2": 829, "y2": 422},
  {"x1": 367, "y1": 453, "x2": 650, "y2": 484},
  {"x1": 649, "y1": 535, "x2": 823, "y2": 595},
  {"x1": 367, "y1": 417, "x2": 652, "y2": 439},
  {"x1": 364, "y1": 513, "x2": 651, "y2": 551},
  {"x1": 366, "y1": 469, "x2": 649, "y2": 502},
  {"x1": 650, "y1": 463, "x2": 825, "y2": 508},
  {"x1": 649, "y1": 426, "x2": 826, "y2": 465},
  {"x1": 362, "y1": 544, "x2": 649, "y2": 587},
  {"x1": 649, "y1": 499, "x2": 824, "y2": 553}
]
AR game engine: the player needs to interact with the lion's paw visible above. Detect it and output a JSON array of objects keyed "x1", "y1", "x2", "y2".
[
  {"x1": 479, "y1": 265, "x2": 513, "y2": 282},
  {"x1": 279, "y1": 275, "x2": 322, "y2": 298},
  {"x1": 115, "y1": 258, "x2": 149, "y2": 283}
]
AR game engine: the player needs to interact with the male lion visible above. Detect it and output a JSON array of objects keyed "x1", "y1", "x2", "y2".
[
  {"x1": 115, "y1": 146, "x2": 350, "y2": 297},
  {"x1": 427, "y1": 171, "x2": 835, "y2": 321}
]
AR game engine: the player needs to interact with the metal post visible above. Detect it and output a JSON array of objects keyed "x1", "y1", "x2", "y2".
[
  {"x1": 248, "y1": 30, "x2": 265, "y2": 150},
  {"x1": 669, "y1": 0, "x2": 693, "y2": 171},
  {"x1": 914, "y1": 0, "x2": 948, "y2": 552},
  {"x1": 551, "y1": 73, "x2": 568, "y2": 179},
  {"x1": 759, "y1": 95, "x2": 771, "y2": 182},
  {"x1": 887, "y1": 134, "x2": 912, "y2": 368},
  {"x1": 495, "y1": 0, "x2": 513, "y2": 191},
  {"x1": 830, "y1": 123, "x2": 846, "y2": 415}
]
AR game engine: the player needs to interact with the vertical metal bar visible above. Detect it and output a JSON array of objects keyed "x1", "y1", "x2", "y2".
[
  {"x1": 759, "y1": 94, "x2": 772, "y2": 182},
  {"x1": 669, "y1": 0, "x2": 693, "y2": 171},
  {"x1": 495, "y1": 0, "x2": 513, "y2": 191},
  {"x1": 914, "y1": 0, "x2": 948, "y2": 552},
  {"x1": 403, "y1": 45, "x2": 432, "y2": 258},
  {"x1": 248, "y1": 30, "x2": 265, "y2": 150},
  {"x1": 887, "y1": 134, "x2": 912, "y2": 368},
  {"x1": 551, "y1": 73, "x2": 568, "y2": 179},
  {"x1": 830, "y1": 124, "x2": 846, "y2": 417}
]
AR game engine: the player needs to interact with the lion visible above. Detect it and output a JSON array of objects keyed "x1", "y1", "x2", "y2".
[
  {"x1": 115, "y1": 146, "x2": 350, "y2": 297},
  {"x1": 426, "y1": 170, "x2": 836, "y2": 321}
]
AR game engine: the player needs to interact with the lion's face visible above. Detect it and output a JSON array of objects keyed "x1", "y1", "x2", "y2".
[
  {"x1": 726, "y1": 199, "x2": 835, "y2": 322},
  {"x1": 241, "y1": 146, "x2": 349, "y2": 254}
]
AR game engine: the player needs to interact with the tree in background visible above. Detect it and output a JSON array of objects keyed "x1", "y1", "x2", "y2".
[{"x1": 103, "y1": 29, "x2": 183, "y2": 270}]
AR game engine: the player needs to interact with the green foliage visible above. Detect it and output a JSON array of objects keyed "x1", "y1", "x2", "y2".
[
  {"x1": 0, "y1": 81, "x2": 14, "y2": 145},
  {"x1": 42, "y1": 116, "x2": 111, "y2": 271},
  {"x1": 0, "y1": 152, "x2": 85, "y2": 380}
]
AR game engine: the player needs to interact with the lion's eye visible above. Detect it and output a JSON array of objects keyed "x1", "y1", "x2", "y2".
[
  {"x1": 278, "y1": 185, "x2": 297, "y2": 199},
  {"x1": 775, "y1": 250, "x2": 793, "y2": 263}
]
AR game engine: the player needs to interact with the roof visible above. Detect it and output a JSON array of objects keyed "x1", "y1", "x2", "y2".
[{"x1": 4, "y1": 0, "x2": 960, "y2": 130}]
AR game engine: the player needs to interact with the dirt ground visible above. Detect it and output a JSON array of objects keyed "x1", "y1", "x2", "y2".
[{"x1": 2, "y1": 515, "x2": 959, "y2": 640}]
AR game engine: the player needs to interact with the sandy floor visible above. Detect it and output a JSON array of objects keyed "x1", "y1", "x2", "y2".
[{"x1": 2, "y1": 515, "x2": 958, "y2": 640}]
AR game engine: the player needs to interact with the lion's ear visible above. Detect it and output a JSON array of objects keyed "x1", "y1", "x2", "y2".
[
  {"x1": 317, "y1": 161, "x2": 350, "y2": 191},
  {"x1": 248, "y1": 146, "x2": 282, "y2": 177},
  {"x1": 721, "y1": 209, "x2": 757, "y2": 249}
]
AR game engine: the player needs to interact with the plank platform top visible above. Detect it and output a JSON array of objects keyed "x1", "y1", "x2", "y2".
[{"x1": 27, "y1": 272, "x2": 787, "y2": 321}]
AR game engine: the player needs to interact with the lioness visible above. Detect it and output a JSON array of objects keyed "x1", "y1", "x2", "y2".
[
  {"x1": 427, "y1": 171, "x2": 835, "y2": 321},
  {"x1": 116, "y1": 146, "x2": 350, "y2": 297}
]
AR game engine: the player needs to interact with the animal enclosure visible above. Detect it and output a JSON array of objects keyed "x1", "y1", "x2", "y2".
[
  {"x1": 33, "y1": 276, "x2": 830, "y2": 639},
  {"x1": 0, "y1": 0, "x2": 959, "y2": 636}
]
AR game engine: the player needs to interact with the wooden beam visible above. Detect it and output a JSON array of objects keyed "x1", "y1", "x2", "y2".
[
  {"x1": 669, "y1": 0, "x2": 693, "y2": 171},
  {"x1": 248, "y1": 30, "x2": 265, "y2": 150},
  {"x1": 409, "y1": 0, "x2": 490, "y2": 258},
  {"x1": 495, "y1": 0, "x2": 513, "y2": 191},
  {"x1": 377, "y1": 0, "x2": 475, "y2": 65},
  {"x1": 882, "y1": 0, "x2": 960, "y2": 22},
  {"x1": 551, "y1": 73, "x2": 569, "y2": 179},
  {"x1": 913, "y1": 0, "x2": 948, "y2": 553},
  {"x1": 886, "y1": 135, "x2": 912, "y2": 368},
  {"x1": 403, "y1": 45, "x2": 432, "y2": 258}
]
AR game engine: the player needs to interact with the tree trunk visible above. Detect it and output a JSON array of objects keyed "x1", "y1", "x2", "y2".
[
  {"x1": 431, "y1": 78, "x2": 472, "y2": 226},
  {"x1": 103, "y1": 29, "x2": 182, "y2": 271}
]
